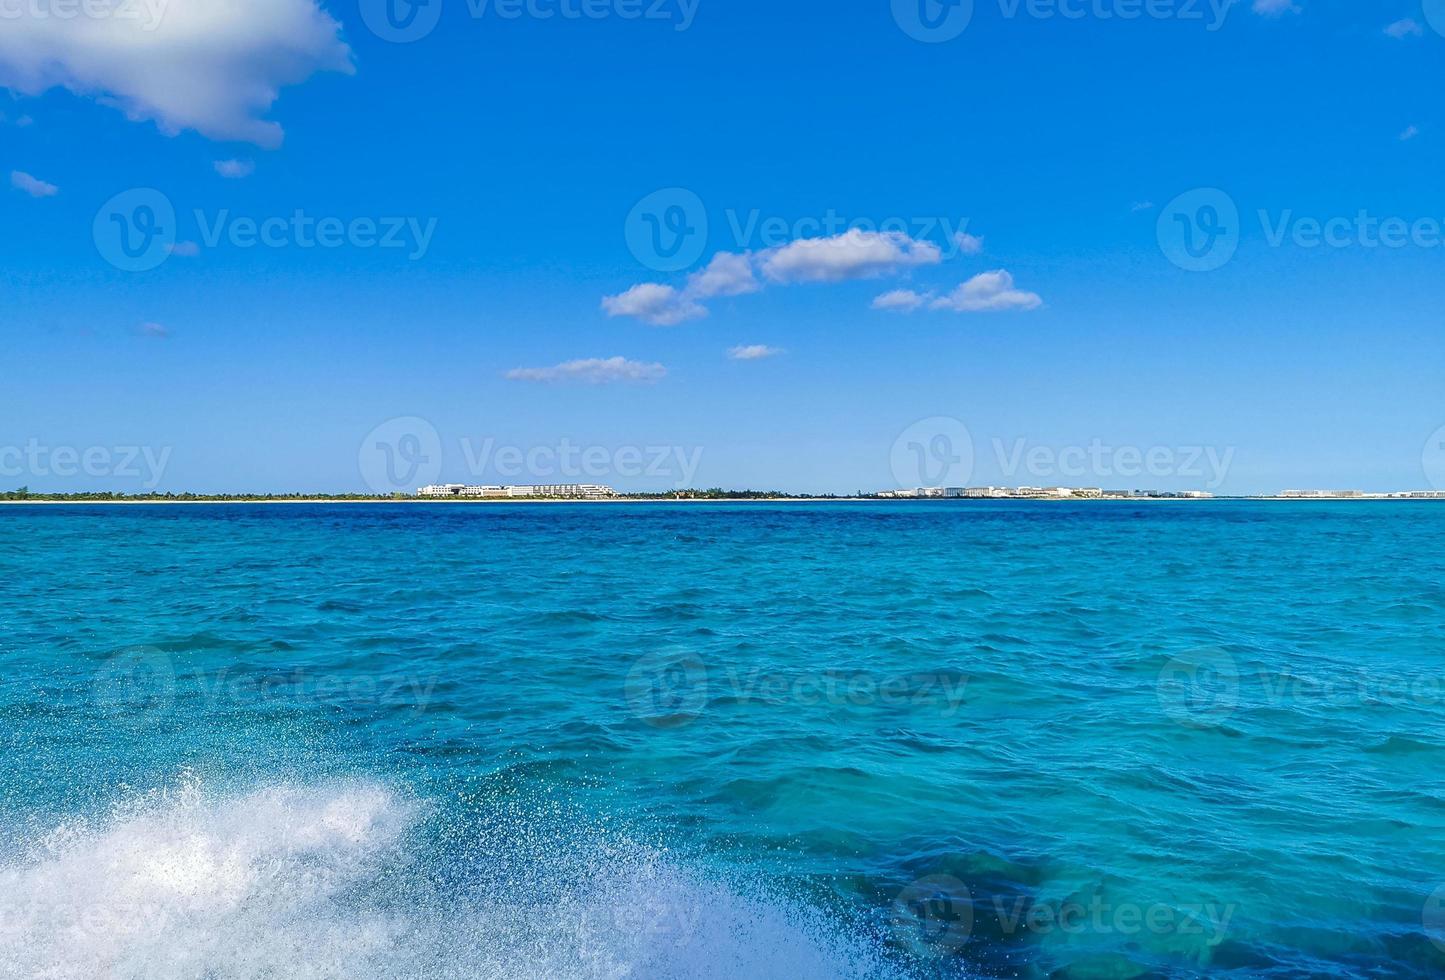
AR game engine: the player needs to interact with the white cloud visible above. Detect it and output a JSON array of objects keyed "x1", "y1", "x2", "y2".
[
  {"x1": 727, "y1": 344, "x2": 783, "y2": 361},
  {"x1": 871, "y1": 289, "x2": 929, "y2": 313},
  {"x1": 1131, "y1": 201, "x2": 1156, "y2": 212},
  {"x1": 1384, "y1": 18, "x2": 1423, "y2": 38},
  {"x1": 0, "y1": 0, "x2": 352, "y2": 147},
  {"x1": 10, "y1": 170, "x2": 57, "y2": 197},
  {"x1": 214, "y1": 158, "x2": 255, "y2": 179},
  {"x1": 1252, "y1": 0, "x2": 1298, "y2": 15},
  {"x1": 929, "y1": 270, "x2": 1044, "y2": 313},
  {"x1": 601, "y1": 283, "x2": 707, "y2": 327},
  {"x1": 603, "y1": 229, "x2": 997, "y2": 325},
  {"x1": 138, "y1": 321, "x2": 170, "y2": 338},
  {"x1": 953, "y1": 231, "x2": 984, "y2": 255},
  {"x1": 505, "y1": 356, "x2": 667, "y2": 385},
  {"x1": 759, "y1": 229, "x2": 943, "y2": 283},
  {"x1": 1400, "y1": 125, "x2": 1420, "y2": 142},
  {"x1": 168, "y1": 240, "x2": 200, "y2": 257},
  {"x1": 687, "y1": 252, "x2": 760, "y2": 298}
]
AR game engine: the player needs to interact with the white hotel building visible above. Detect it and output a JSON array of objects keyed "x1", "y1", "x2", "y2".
[{"x1": 418, "y1": 484, "x2": 617, "y2": 499}]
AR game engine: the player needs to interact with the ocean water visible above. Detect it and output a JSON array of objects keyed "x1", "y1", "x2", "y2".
[{"x1": 1, "y1": 501, "x2": 1443, "y2": 979}]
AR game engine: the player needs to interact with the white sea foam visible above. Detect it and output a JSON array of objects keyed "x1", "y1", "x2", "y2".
[{"x1": 0, "y1": 778, "x2": 901, "y2": 979}]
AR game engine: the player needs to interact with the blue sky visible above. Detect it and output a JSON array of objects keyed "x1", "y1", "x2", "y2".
[{"x1": 2, "y1": 0, "x2": 1443, "y2": 494}]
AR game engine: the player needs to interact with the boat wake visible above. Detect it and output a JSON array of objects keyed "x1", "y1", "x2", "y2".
[{"x1": 0, "y1": 777, "x2": 903, "y2": 979}]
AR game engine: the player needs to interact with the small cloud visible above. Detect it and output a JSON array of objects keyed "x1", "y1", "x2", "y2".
[
  {"x1": 8, "y1": 113, "x2": 33, "y2": 128},
  {"x1": 687, "y1": 251, "x2": 760, "y2": 299},
  {"x1": 759, "y1": 229, "x2": 943, "y2": 284},
  {"x1": 953, "y1": 231, "x2": 984, "y2": 256},
  {"x1": 167, "y1": 241, "x2": 201, "y2": 257},
  {"x1": 137, "y1": 322, "x2": 170, "y2": 339},
  {"x1": 1384, "y1": 18, "x2": 1423, "y2": 38},
  {"x1": 930, "y1": 270, "x2": 1044, "y2": 313},
  {"x1": 214, "y1": 158, "x2": 255, "y2": 179},
  {"x1": 505, "y1": 356, "x2": 666, "y2": 385},
  {"x1": 727, "y1": 344, "x2": 783, "y2": 361},
  {"x1": 1131, "y1": 201, "x2": 1156, "y2": 212},
  {"x1": 1252, "y1": 0, "x2": 1298, "y2": 15},
  {"x1": 1400, "y1": 125, "x2": 1420, "y2": 142},
  {"x1": 10, "y1": 170, "x2": 57, "y2": 197},
  {"x1": 601, "y1": 283, "x2": 706, "y2": 327},
  {"x1": 872, "y1": 289, "x2": 930, "y2": 313}
]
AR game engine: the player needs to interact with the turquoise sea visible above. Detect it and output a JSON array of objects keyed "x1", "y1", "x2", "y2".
[{"x1": 2, "y1": 501, "x2": 1443, "y2": 978}]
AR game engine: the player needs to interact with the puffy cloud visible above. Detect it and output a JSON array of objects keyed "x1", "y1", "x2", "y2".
[
  {"x1": 1251, "y1": 0, "x2": 1298, "y2": 15},
  {"x1": 686, "y1": 251, "x2": 760, "y2": 298},
  {"x1": 601, "y1": 283, "x2": 707, "y2": 327},
  {"x1": 0, "y1": 0, "x2": 352, "y2": 147},
  {"x1": 953, "y1": 231, "x2": 984, "y2": 255},
  {"x1": 214, "y1": 158, "x2": 256, "y2": 178},
  {"x1": 1400, "y1": 125, "x2": 1420, "y2": 142},
  {"x1": 168, "y1": 241, "x2": 201, "y2": 257},
  {"x1": 1384, "y1": 18, "x2": 1423, "y2": 38},
  {"x1": 871, "y1": 289, "x2": 928, "y2": 312},
  {"x1": 605, "y1": 229, "x2": 958, "y2": 325},
  {"x1": 930, "y1": 270, "x2": 1043, "y2": 313},
  {"x1": 727, "y1": 344, "x2": 783, "y2": 361},
  {"x1": 10, "y1": 170, "x2": 57, "y2": 197},
  {"x1": 758, "y1": 229, "x2": 943, "y2": 284},
  {"x1": 505, "y1": 356, "x2": 667, "y2": 385}
]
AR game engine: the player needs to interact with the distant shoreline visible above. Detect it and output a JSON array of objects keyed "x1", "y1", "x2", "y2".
[{"x1": 2, "y1": 496, "x2": 1440, "y2": 506}]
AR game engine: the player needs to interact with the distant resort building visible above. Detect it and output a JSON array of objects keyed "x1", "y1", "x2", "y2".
[
  {"x1": 417, "y1": 484, "x2": 617, "y2": 499},
  {"x1": 875, "y1": 486, "x2": 1213, "y2": 500}
]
